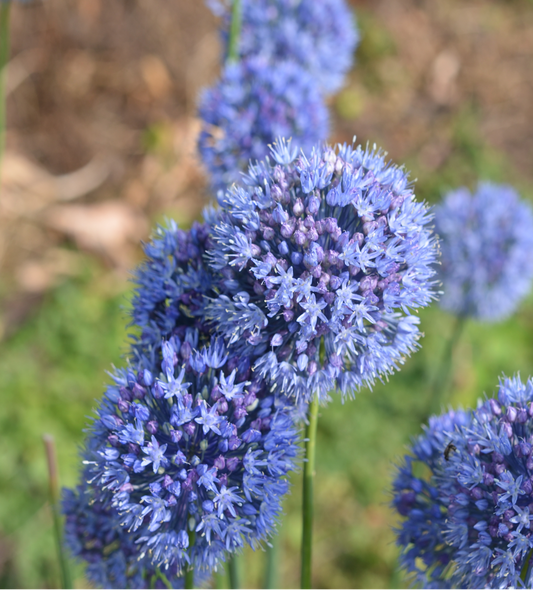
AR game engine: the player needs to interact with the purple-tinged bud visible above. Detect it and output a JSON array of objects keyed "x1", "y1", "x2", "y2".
[
  {"x1": 118, "y1": 399, "x2": 130, "y2": 413},
  {"x1": 120, "y1": 482, "x2": 134, "y2": 494},
  {"x1": 527, "y1": 456, "x2": 533, "y2": 471},
  {"x1": 278, "y1": 241, "x2": 289, "y2": 256},
  {"x1": 308, "y1": 361, "x2": 318, "y2": 376},
  {"x1": 337, "y1": 231, "x2": 350, "y2": 249},
  {"x1": 323, "y1": 291, "x2": 335, "y2": 305},
  {"x1": 234, "y1": 407, "x2": 247, "y2": 421},
  {"x1": 108, "y1": 434, "x2": 120, "y2": 447},
  {"x1": 517, "y1": 408, "x2": 528, "y2": 423},
  {"x1": 283, "y1": 309, "x2": 295, "y2": 322},
  {"x1": 360, "y1": 275, "x2": 378, "y2": 293},
  {"x1": 214, "y1": 456, "x2": 225, "y2": 470},
  {"x1": 280, "y1": 218, "x2": 296, "y2": 238},
  {"x1": 272, "y1": 204, "x2": 289, "y2": 225},
  {"x1": 242, "y1": 428, "x2": 261, "y2": 443},
  {"x1": 354, "y1": 232, "x2": 365, "y2": 247},
  {"x1": 218, "y1": 438, "x2": 229, "y2": 453},
  {"x1": 143, "y1": 369, "x2": 153, "y2": 386},
  {"x1": 202, "y1": 500, "x2": 214, "y2": 513},
  {"x1": 263, "y1": 226, "x2": 275, "y2": 241},
  {"x1": 294, "y1": 230, "x2": 307, "y2": 246},
  {"x1": 293, "y1": 199, "x2": 305, "y2": 217},
  {"x1": 307, "y1": 195, "x2": 320, "y2": 215},
  {"x1": 315, "y1": 219, "x2": 325, "y2": 235},
  {"x1": 493, "y1": 452, "x2": 504, "y2": 463},
  {"x1": 307, "y1": 228, "x2": 319, "y2": 242},
  {"x1": 226, "y1": 457, "x2": 240, "y2": 471},
  {"x1": 184, "y1": 422, "x2": 196, "y2": 437},
  {"x1": 119, "y1": 386, "x2": 133, "y2": 402},
  {"x1": 211, "y1": 385, "x2": 222, "y2": 402},
  {"x1": 244, "y1": 391, "x2": 257, "y2": 408},
  {"x1": 523, "y1": 479, "x2": 533, "y2": 495},
  {"x1": 506, "y1": 406, "x2": 518, "y2": 422},
  {"x1": 180, "y1": 342, "x2": 192, "y2": 360},
  {"x1": 153, "y1": 381, "x2": 165, "y2": 399},
  {"x1": 228, "y1": 435, "x2": 242, "y2": 450},
  {"x1": 363, "y1": 221, "x2": 378, "y2": 235},
  {"x1": 218, "y1": 399, "x2": 228, "y2": 414},
  {"x1": 219, "y1": 474, "x2": 228, "y2": 487},
  {"x1": 170, "y1": 428, "x2": 183, "y2": 444},
  {"x1": 494, "y1": 463, "x2": 506, "y2": 475},
  {"x1": 470, "y1": 487, "x2": 483, "y2": 501},
  {"x1": 501, "y1": 421, "x2": 513, "y2": 438},
  {"x1": 271, "y1": 334, "x2": 283, "y2": 347},
  {"x1": 147, "y1": 421, "x2": 158, "y2": 435},
  {"x1": 251, "y1": 244, "x2": 262, "y2": 257},
  {"x1": 132, "y1": 383, "x2": 146, "y2": 400},
  {"x1": 483, "y1": 472, "x2": 494, "y2": 486},
  {"x1": 329, "y1": 275, "x2": 341, "y2": 290},
  {"x1": 490, "y1": 399, "x2": 502, "y2": 416},
  {"x1": 291, "y1": 251, "x2": 303, "y2": 266}
]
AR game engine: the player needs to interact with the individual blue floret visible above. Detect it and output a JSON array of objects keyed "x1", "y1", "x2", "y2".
[
  {"x1": 210, "y1": 0, "x2": 359, "y2": 95},
  {"x1": 78, "y1": 337, "x2": 300, "y2": 574},
  {"x1": 435, "y1": 182, "x2": 533, "y2": 322},
  {"x1": 392, "y1": 375, "x2": 533, "y2": 588},
  {"x1": 63, "y1": 474, "x2": 209, "y2": 588},
  {"x1": 198, "y1": 57, "x2": 329, "y2": 193},
  {"x1": 207, "y1": 138, "x2": 439, "y2": 402}
]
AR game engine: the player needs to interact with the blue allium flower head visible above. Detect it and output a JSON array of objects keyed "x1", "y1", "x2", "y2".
[
  {"x1": 63, "y1": 474, "x2": 209, "y2": 589},
  {"x1": 207, "y1": 139, "x2": 438, "y2": 402},
  {"x1": 210, "y1": 0, "x2": 359, "y2": 94},
  {"x1": 435, "y1": 182, "x2": 533, "y2": 322},
  {"x1": 130, "y1": 218, "x2": 216, "y2": 362},
  {"x1": 393, "y1": 375, "x2": 533, "y2": 588},
  {"x1": 198, "y1": 57, "x2": 329, "y2": 193},
  {"x1": 82, "y1": 337, "x2": 300, "y2": 573}
]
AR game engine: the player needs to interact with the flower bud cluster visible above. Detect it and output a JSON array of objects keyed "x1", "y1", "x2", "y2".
[
  {"x1": 210, "y1": 0, "x2": 359, "y2": 95},
  {"x1": 83, "y1": 337, "x2": 299, "y2": 573},
  {"x1": 208, "y1": 139, "x2": 438, "y2": 401},
  {"x1": 393, "y1": 375, "x2": 533, "y2": 588},
  {"x1": 435, "y1": 182, "x2": 533, "y2": 322},
  {"x1": 198, "y1": 57, "x2": 329, "y2": 193}
]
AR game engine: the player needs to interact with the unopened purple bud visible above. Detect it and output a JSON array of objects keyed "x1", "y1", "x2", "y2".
[
  {"x1": 323, "y1": 291, "x2": 335, "y2": 305},
  {"x1": 244, "y1": 391, "x2": 257, "y2": 407},
  {"x1": 108, "y1": 434, "x2": 119, "y2": 447},
  {"x1": 118, "y1": 399, "x2": 130, "y2": 413},
  {"x1": 506, "y1": 406, "x2": 518, "y2": 422},
  {"x1": 354, "y1": 232, "x2": 364, "y2": 247},
  {"x1": 293, "y1": 199, "x2": 304, "y2": 217},
  {"x1": 494, "y1": 463, "x2": 506, "y2": 475},
  {"x1": 226, "y1": 456, "x2": 239, "y2": 471},
  {"x1": 517, "y1": 408, "x2": 528, "y2": 423},
  {"x1": 219, "y1": 473, "x2": 229, "y2": 487},
  {"x1": 128, "y1": 443, "x2": 140, "y2": 455},
  {"x1": 214, "y1": 456, "x2": 225, "y2": 470},
  {"x1": 119, "y1": 386, "x2": 133, "y2": 402},
  {"x1": 337, "y1": 231, "x2": 350, "y2": 248},
  {"x1": 294, "y1": 231, "x2": 307, "y2": 246},
  {"x1": 218, "y1": 399, "x2": 228, "y2": 414},
  {"x1": 184, "y1": 422, "x2": 196, "y2": 437},
  {"x1": 283, "y1": 309, "x2": 294, "y2": 322},
  {"x1": 523, "y1": 479, "x2": 533, "y2": 495},
  {"x1": 271, "y1": 334, "x2": 283, "y2": 347},
  {"x1": 483, "y1": 472, "x2": 494, "y2": 486},
  {"x1": 490, "y1": 399, "x2": 502, "y2": 416},
  {"x1": 307, "y1": 195, "x2": 320, "y2": 215},
  {"x1": 132, "y1": 383, "x2": 146, "y2": 400},
  {"x1": 470, "y1": 487, "x2": 483, "y2": 501},
  {"x1": 291, "y1": 251, "x2": 303, "y2": 266},
  {"x1": 228, "y1": 435, "x2": 241, "y2": 450},
  {"x1": 501, "y1": 421, "x2": 513, "y2": 438},
  {"x1": 527, "y1": 456, "x2": 533, "y2": 471},
  {"x1": 363, "y1": 221, "x2": 378, "y2": 235},
  {"x1": 234, "y1": 407, "x2": 247, "y2": 421},
  {"x1": 308, "y1": 361, "x2": 318, "y2": 376},
  {"x1": 278, "y1": 241, "x2": 289, "y2": 256},
  {"x1": 147, "y1": 420, "x2": 158, "y2": 435},
  {"x1": 180, "y1": 342, "x2": 192, "y2": 360},
  {"x1": 242, "y1": 428, "x2": 261, "y2": 443},
  {"x1": 170, "y1": 429, "x2": 183, "y2": 444}
]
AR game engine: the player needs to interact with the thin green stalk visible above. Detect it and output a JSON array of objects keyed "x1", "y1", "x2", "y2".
[
  {"x1": 214, "y1": 563, "x2": 226, "y2": 589},
  {"x1": 301, "y1": 394, "x2": 319, "y2": 589},
  {"x1": 264, "y1": 536, "x2": 279, "y2": 589},
  {"x1": 157, "y1": 570, "x2": 173, "y2": 590},
  {"x1": 520, "y1": 548, "x2": 533, "y2": 585},
  {"x1": 227, "y1": 555, "x2": 241, "y2": 589},
  {"x1": 185, "y1": 526, "x2": 196, "y2": 589},
  {"x1": 226, "y1": 0, "x2": 241, "y2": 63},
  {"x1": 43, "y1": 434, "x2": 72, "y2": 590},
  {"x1": 0, "y1": 0, "x2": 11, "y2": 188},
  {"x1": 427, "y1": 315, "x2": 466, "y2": 418}
]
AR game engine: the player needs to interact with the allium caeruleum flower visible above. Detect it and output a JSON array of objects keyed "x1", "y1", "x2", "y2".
[
  {"x1": 208, "y1": 139, "x2": 438, "y2": 402},
  {"x1": 435, "y1": 182, "x2": 533, "y2": 322},
  {"x1": 393, "y1": 375, "x2": 533, "y2": 588},
  {"x1": 130, "y1": 218, "x2": 216, "y2": 362},
  {"x1": 392, "y1": 409, "x2": 472, "y2": 588},
  {"x1": 63, "y1": 475, "x2": 203, "y2": 589},
  {"x1": 82, "y1": 336, "x2": 299, "y2": 573},
  {"x1": 209, "y1": 0, "x2": 359, "y2": 94},
  {"x1": 198, "y1": 57, "x2": 329, "y2": 192}
]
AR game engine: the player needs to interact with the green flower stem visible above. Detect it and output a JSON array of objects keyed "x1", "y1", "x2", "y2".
[
  {"x1": 520, "y1": 548, "x2": 533, "y2": 585},
  {"x1": 227, "y1": 0, "x2": 241, "y2": 63},
  {"x1": 43, "y1": 434, "x2": 72, "y2": 590},
  {"x1": 157, "y1": 570, "x2": 174, "y2": 590},
  {"x1": 301, "y1": 394, "x2": 319, "y2": 589},
  {"x1": 214, "y1": 563, "x2": 226, "y2": 589},
  {"x1": 0, "y1": 0, "x2": 11, "y2": 188},
  {"x1": 185, "y1": 526, "x2": 196, "y2": 589},
  {"x1": 227, "y1": 555, "x2": 241, "y2": 589},
  {"x1": 264, "y1": 535, "x2": 279, "y2": 589},
  {"x1": 427, "y1": 314, "x2": 466, "y2": 418}
]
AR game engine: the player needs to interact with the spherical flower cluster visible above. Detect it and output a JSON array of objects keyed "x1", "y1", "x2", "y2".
[
  {"x1": 63, "y1": 474, "x2": 199, "y2": 589},
  {"x1": 198, "y1": 57, "x2": 329, "y2": 193},
  {"x1": 207, "y1": 139, "x2": 438, "y2": 402},
  {"x1": 130, "y1": 218, "x2": 217, "y2": 362},
  {"x1": 435, "y1": 182, "x2": 533, "y2": 322},
  {"x1": 393, "y1": 375, "x2": 533, "y2": 588},
  {"x1": 210, "y1": 0, "x2": 359, "y2": 94},
  {"x1": 83, "y1": 336, "x2": 300, "y2": 574},
  {"x1": 392, "y1": 409, "x2": 472, "y2": 588}
]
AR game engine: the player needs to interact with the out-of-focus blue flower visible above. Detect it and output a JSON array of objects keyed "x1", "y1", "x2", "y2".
[
  {"x1": 80, "y1": 337, "x2": 300, "y2": 574},
  {"x1": 435, "y1": 182, "x2": 533, "y2": 322},
  {"x1": 210, "y1": 0, "x2": 359, "y2": 94},
  {"x1": 198, "y1": 57, "x2": 329, "y2": 193},
  {"x1": 63, "y1": 474, "x2": 206, "y2": 589},
  {"x1": 207, "y1": 138, "x2": 438, "y2": 402},
  {"x1": 392, "y1": 375, "x2": 533, "y2": 588},
  {"x1": 130, "y1": 218, "x2": 217, "y2": 363}
]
